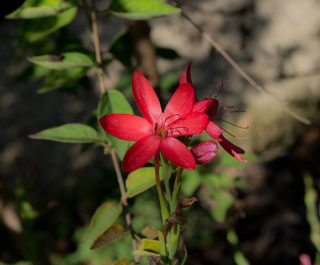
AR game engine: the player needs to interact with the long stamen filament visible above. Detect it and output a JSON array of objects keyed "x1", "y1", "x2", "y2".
[
  {"x1": 216, "y1": 118, "x2": 249, "y2": 129},
  {"x1": 219, "y1": 124, "x2": 250, "y2": 139},
  {"x1": 208, "y1": 79, "x2": 232, "y2": 98},
  {"x1": 216, "y1": 110, "x2": 246, "y2": 117},
  {"x1": 165, "y1": 114, "x2": 181, "y2": 123}
]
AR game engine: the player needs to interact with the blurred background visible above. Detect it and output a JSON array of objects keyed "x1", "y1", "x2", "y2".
[{"x1": 0, "y1": 0, "x2": 319, "y2": 264}]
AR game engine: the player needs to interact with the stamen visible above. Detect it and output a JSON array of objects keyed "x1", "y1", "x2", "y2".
[
  {"x1": 219, "y1": 106, "x2": 235, "y2": 111},
  {"x1": 165, "y1": 114, "x2": 180, "y2": 123},
  {"x1": 219, "y1": 125, "x2": 250, "y2": 140},
  {"x1": 216, "y1": 118, "x2": 249, "y2": 129},
  {"x1": 217, "y1": 110, "x2": 246, "y2": 118},
  {"x1": 208, "y1": 80, "x2": 232, "y2": 98}
]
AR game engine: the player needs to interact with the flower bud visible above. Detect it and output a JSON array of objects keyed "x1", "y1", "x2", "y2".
[{"x1": 191, "y1": 140, "x2": 218, "y2": 164}]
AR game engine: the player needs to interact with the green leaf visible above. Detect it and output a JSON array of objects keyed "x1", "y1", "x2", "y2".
[
  {"x1": 126, "y1": 167, "x2": 163, "y2": 198},
  {"x1": 113, "y1": 258, "x2": 134, "y2": 265},
  {"x1": 29, "y1": 123, "x2": 103, "y2": 143},
  {"x1": 132, "y1": 250, "x2": 160, "y2": 257},
  {"x1": 108, "y1": 0, "x2": 181, "y2": 20},
  {"x1": 20, "y1": 7, "x2": 77, "y2": 42},
  {"x1": 141, "y1": 239, "x2": 160, "y2": 254},
  {"x1": 83, "y1": 202, "x2": 122, "y2": 243},
  {"x1": 98, "y1": 90, "x2": 133, "y2": 116},
  {"x1": 98, "y1": 90, "x2": 133, "y2": 160},
  {"x1": 158, "y1": 231, "x2": 168, "y2": 259},
  {"x1": 28, "y1": 52, "x2": 94, "y2": 70},
  {"x1": 38, "y1": 67, "x2": 89, "y2": 93},
  {"x1": 90, "y1": 224, "x2": 129, "y2": 250},
  {"x1": 6, "y1": 0, "x2": 74, "y2": 19},
  {"x1": 132, "y1": 238, "x2": 161, "y2": 257}
]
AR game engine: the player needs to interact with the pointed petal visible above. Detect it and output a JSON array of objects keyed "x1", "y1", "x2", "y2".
[
  {"x1": 132, "y1": 70, "x2": 162, "y2": 124},
  {"x1": 218, "y1": 134, "x2": 247, "y2": 162},
  {"x1": 205, "y1": 121, "x2": 222, "y2": 139},
  {"x1": 99, "y1": 114, "x2": 153, "y2": 141},
  {"x1": 206, "y1": 122, "x2": 247, "y2": 162},
  {"x1": 167, "y1": 112, "x2": 208, "y2": 137},
  {"x1": 207, "y1": 99, "x2": 219, "y2": 118},
  {"x1": 192, "y1": 99, "x2": 214, "y2": 113},
  {"x1": 122, "y1": 135, "x2": 160, "y2": 172},
  {"x1": 179, "y1": 61, "x2": 192, "y2": 85},
  {"x1": 160, "y1": 138, "x2": 196, "y2": 170},
  {"x1": 163, "y1": 83, "x2": 195, "y2": 123}
]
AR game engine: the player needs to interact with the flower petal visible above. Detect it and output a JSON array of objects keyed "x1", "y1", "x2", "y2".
[
  {"x1": 192, "y1": 99, "x2": 214, "y2": 113},
  {"x1": 191, "y1": 140, "x2": 218, "y2": 164},
  {"x1": 179, "y1": 61, "x2": 192, "y2": 85},
  {"x1": 160, "y1": 138, "x2": 196, "y2": 170},
  {"x1": 163, "y1": 83, "x2": 195, "y2": 123},
  {"x1": 132, "y1": 70, "x2": 162, "y2": 124},
  {"x1": 167, "y1": 112, "x2": 208, "y2": 137},
  {"x1": 99, "y1": 114, "x2": 153, "y2": 141},
  {"x1": 206, "y1": 122, "x2": 247, "y2": 162},
  {"x1": 207, "y1": 99, "x2": 219, "y2": 118},
  {"x1": 122, "y1": 135, "x2": 160, "y2": 172},
  {"x1": 205, "y1": 121, "x2": 222, "y2": 139}
]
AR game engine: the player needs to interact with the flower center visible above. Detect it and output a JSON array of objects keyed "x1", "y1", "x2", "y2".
[{"x1": 155, "y1": 123, "x2": 167, "y2": 138}]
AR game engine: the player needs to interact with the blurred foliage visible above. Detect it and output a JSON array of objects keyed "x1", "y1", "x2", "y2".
[{"x1": 304, "y1": 175, "x2": 320, "y2": 264}]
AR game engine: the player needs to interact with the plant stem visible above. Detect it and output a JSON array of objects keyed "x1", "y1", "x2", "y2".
[
  {"x1": 155, "y1": 159, "x2": 170, "y2": 224},
  {"x1": 84, "y1": 0, "x2": 138, "y2": 261},
  {"x1": 171, "y1": 168, "x2": 183, "y2": 214},
  {"x1": 164, "y1": 179, "x2": 172, "y2": 204},
  {"x1": 110, "y1": 150, "x2": 138, "y2": 257},
  {"x1": 82, "y1": 0, "x2": 106, "y2": 93}
]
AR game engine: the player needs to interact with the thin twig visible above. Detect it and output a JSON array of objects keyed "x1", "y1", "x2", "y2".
[
  {"x1": 83, "y1": 0, "x2": 106, "y2": 93},
  {"x1": 179, "y1": 10, "x2": 311, "y2": 125},
  {"x1": 110, "y1": 150, "x2": 139, "y2": 258},
  {"x1": 83, "y1": 0, "x2": 139, "y2": 261}
]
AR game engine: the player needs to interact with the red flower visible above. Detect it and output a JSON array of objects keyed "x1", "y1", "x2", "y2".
[
  {"x1": 99, "y1": 70, "x2": 208, "y2": 172},
  {"x1": 180, "y1": 62, "x2": 248, "y2": 162}
]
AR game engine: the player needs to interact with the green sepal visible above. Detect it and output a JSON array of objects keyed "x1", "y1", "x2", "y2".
[
  {"x1": 166, "y1": 225, "x2": 180, "y2": 260},
  {"x1": 158, "y1": 231, "x2": 168, "y2": 263}
]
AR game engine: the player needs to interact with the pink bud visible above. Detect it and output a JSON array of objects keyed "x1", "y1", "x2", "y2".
[
  {"x1": 191, "y1": 140, "x2": 218, "y2": 164},
  {"x1": 299, "y1": 254, "x2": 314, "y2": 265}
]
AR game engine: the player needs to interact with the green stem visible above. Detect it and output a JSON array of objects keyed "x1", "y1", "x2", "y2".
[
  {"x1": 155, "y1": 160, "x2": 169, "y2": 224},
  {"x1": 164, "y1": 178, "x2": 172, "y2": 204},
  {"x1": 171, "y1": 168, "x2": 183, "y2": 212}
]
